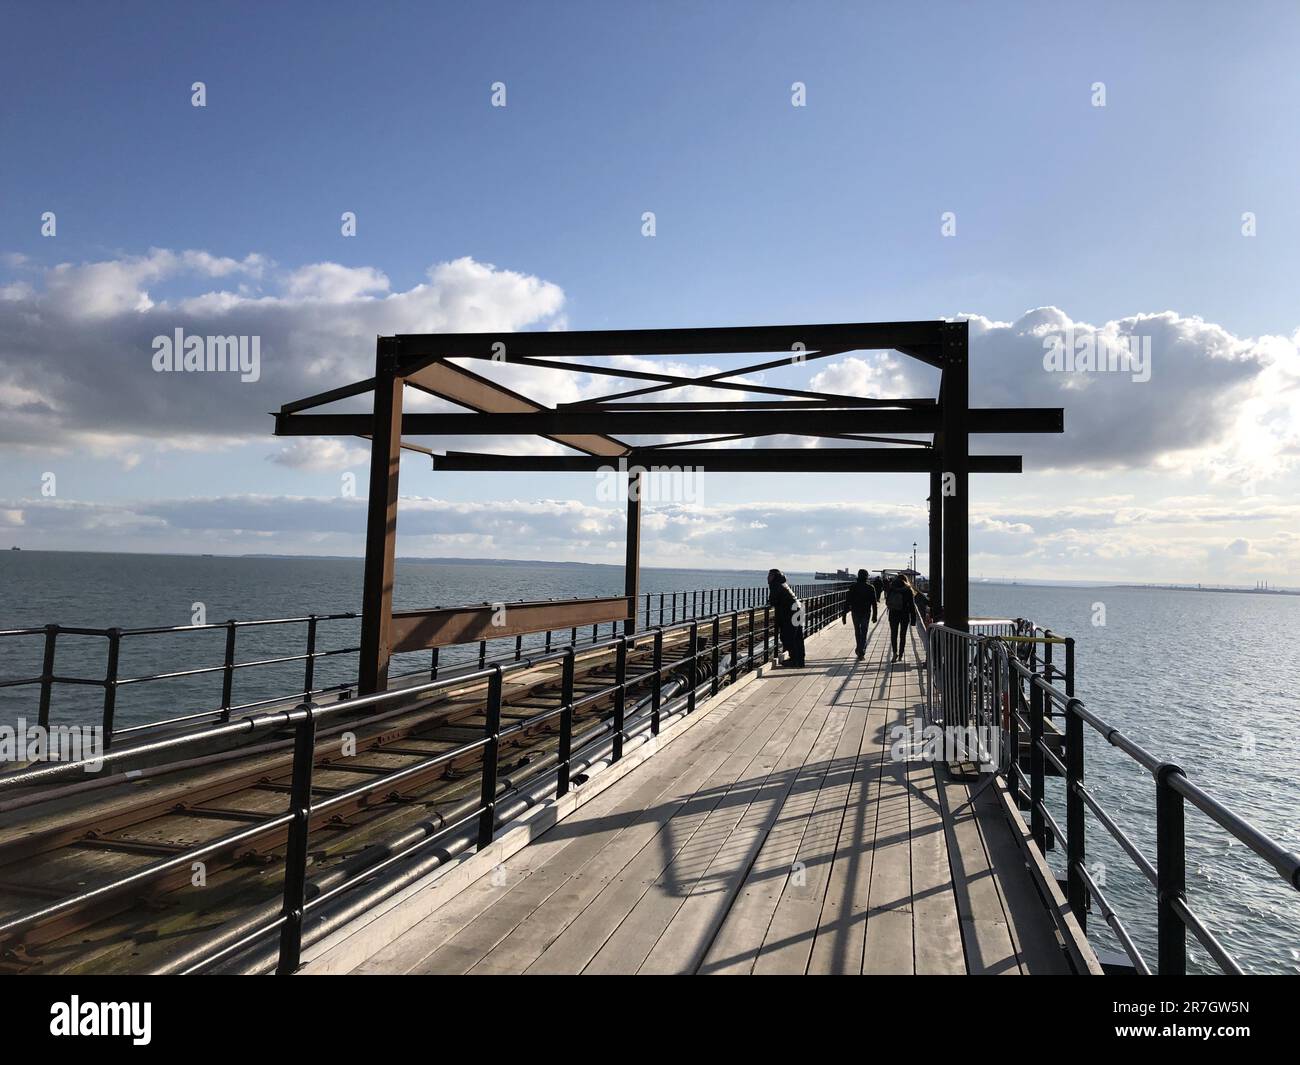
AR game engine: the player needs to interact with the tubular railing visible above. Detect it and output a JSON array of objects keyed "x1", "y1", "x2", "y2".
[
  {"x1": 0, "y1": 585, "x2": 847, "y2": 975},
  {"x1": 924, "y1": 620, "x2": 1300, "y2": 975},
  {"x1": 0, "y1": 581, "x2": 846, "y2": 744}
]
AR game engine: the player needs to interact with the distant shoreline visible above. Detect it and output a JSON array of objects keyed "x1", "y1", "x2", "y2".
[
  {"x1": 1106, "y1": 583, "x2": 1300, "y2": 597},
  {"x1": 3, "y1": 549, "x2": 1295, "y2": 593}
]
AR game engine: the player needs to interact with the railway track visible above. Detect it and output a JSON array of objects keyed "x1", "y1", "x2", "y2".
[{"x1": 0, "y1": 616, "x2": 768, "y2": 973}]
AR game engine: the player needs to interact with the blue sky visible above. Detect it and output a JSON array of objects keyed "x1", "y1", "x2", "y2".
[{"x1": 2, "y1": 1, "x2": 1299, "y2": 582}]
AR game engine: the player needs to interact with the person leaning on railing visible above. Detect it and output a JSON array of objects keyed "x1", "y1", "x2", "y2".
[
  {"x1": 766, "y1": 568, "x2": 805, "y2": 668},
  {"x1": 914, "y1": 588, "x2": 931, "y2": 625}
]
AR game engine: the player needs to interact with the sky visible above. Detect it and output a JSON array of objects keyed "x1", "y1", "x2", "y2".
[{"x1": 1, "y1": 1, "x2": 1298, "y2": 583}]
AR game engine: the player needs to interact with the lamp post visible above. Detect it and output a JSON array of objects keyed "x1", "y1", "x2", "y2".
[{"x1": 912, "y1": 542, "x2": 917, "y2": 573}]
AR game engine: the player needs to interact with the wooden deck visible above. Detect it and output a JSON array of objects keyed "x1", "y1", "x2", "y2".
[{"x1": 327, "y1": 616, "x2": 1080, "y2": 975}]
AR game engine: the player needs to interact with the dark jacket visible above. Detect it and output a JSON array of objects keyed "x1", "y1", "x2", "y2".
[
  {"x1": 844, "y1": 578, "x2": 878, "y2": 618},
  {"x1": 885, "y1": 577, "x2": 915, "y2": 616},
  {"x1": 768, "y1": 579, "x2": 800, "y2": 625}
]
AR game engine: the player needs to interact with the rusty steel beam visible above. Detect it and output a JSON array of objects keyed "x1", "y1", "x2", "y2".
[
  {"x1": 403, "y1": 358, "x2": 629, "y2": 457},
  {"x1": 275, "y1": 407, "x2": 1063, "y2": 438},
  {"x1": 358, "y1": 355, "x2": 404, "y2": 695},
  {"x1": 429, "y1": 449, "x2": 1023, "y2": 474},
  {"x1": 940, "y1": 321, "x2": 970, "y2": 631},
  {"x1": 380, "y1": 321, "x2": 948, "y2": 369},
  {"x1": 389, "y1": 596, "x2": 633, "y2": 654},
  {"x1": 625, "y1": 470, "x2": 642, "y2": 635}
]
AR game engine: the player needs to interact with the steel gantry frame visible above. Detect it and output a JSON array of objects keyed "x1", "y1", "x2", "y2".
[{"x1": 273, "y1": 320, "x2": 1064, "y2": 693}]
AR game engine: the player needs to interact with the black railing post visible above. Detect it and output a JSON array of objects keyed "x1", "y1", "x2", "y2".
[
  {"x1": 1155, "y1": 762, "x2": 1187, "y2": 975},
  {"x1": 101, "y1": 628, "x2": 121, "y2": 752},
  {"x1": 747, "y1": 608, "x2": 755, "y2": 670},
  {"x1": 687, "y1": 620, "x2": 699, "y2": 714},
  {"x1": 1008, "y1": 669, "x2": 1022, "y2": 806},
  {"x1": 729, "y1": 611, "x2": 740, "y2": 684},
  {"x1": 651, "y1": 628, "x2": 663, "y2": 735},
  {"x1": 1065, "y1": 697, "x2": 1087, "y2": 930},
  {"x1": 1065, "y1": 636, "x2": 1075, "y2": 699},
  {"x1": 557, "y1": 649, "x2": 575, "y2": 797},
  {"x1": 710, "y1": 616, "x2": 721, "y2": 695},
  {"x1": 1029, "y1": 677, "x2": 1046, "y2": 852},
  {"x1": 1043, "y1": 632, "x2": 1055, "y2": 716},
  {"x1": 430, "y1": 646, "x2": 439, "y2": 680},
  {"x1": 37, "y1": 623, "x2": 58, "y2": 731},
  {"x1": 478, "y1": 639, "x2": 487, "y2": 668},
  {"x1": 612, "y1": 636, "x2": 627, "y2": 761},
  {"x1": 763, "y1": 605, "x2": 771, "y2": 663},
  {"x1": 645, "y1": 594, "x2": 650, "y2": 629},
  {"x1": 515, "y1": 634, "x2": 523, "y2": 660},
  {"x1": 220, "y1": 620, "x2": 237, "y2": 722},
  {"x1": 302, "y1": 614, "x2": 318, "y2": 697},
  {"x1": 276, "y1": 702, "x2": 317, "y2": 974},
  {"x1": 477, "y1": 665, "x2": 504, "y2": 850}
]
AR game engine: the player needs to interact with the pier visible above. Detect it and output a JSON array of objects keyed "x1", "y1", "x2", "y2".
[
  {"x1": 301, "y1": 617, "x2": 1090, "y2": 975},
  {"x1": 0, "y1": 321, "x2": 1296, "y2": 977}
]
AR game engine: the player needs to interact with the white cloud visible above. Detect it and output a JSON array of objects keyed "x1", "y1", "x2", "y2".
[
  {"x1": 282, "y1": 263, "x2": 390, "y2": 302},
  {"x1": 814, "y1": 308, "x2": 1300, "y2": 481},
  {"x1": 0, "y1": 251, "x2": 567, "y2": 455},
  {"x1": 5, "y1": 491, "x2": 1297, "y2": 584},
  {"x1": 270, "y1": 438, "x2": 371, "y2": 472}
]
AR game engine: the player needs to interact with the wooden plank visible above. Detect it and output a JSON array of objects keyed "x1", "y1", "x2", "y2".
[
  {"x1": 700, "y1": 657, "x2": 860, "y2": 974},
  {"x1": 804, "y1": 624, "x2": 888, "y2": 974},
  {"x1": 463, "y1": 670, "x2": 808, "y2": 974},
  {"x1": 936, "y1": 769, "x2": 1022, "y2": 975},
  {"x1": 750, "y1": 620, "x2": 885, "y2": 974},
  {"x1": 337, "y1": 617, "x2": 1079, "y2": 979},
  {"x1": 858, "y1": 650, "x2": 915, "y2": 974},
  {"x1": 355, "y1": 666, "x2": 779, "y2": 974},
  {"x1": 966, "y1": 775, "x2": 1071, "y2": 974},
  {"x1": 416, "y1": 677, "x2": 796, "y2": 974},
  {"x1": 909, "y1": 757, "x2": 965, "y2": 974},
  {"x1": 631, "y1": 661, "x2": 851, "y2": 973},
  {"x1": 525, "y1": 671, "x2": 823, "y2": 974}
]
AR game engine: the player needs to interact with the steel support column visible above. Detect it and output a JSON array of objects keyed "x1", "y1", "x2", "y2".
[
  {"x1": 940, "y1": 322, "x2": 969, "y2": 631},
  {"x1": 624, "y1": 468, "x2": 642, "y2": 634},
  {"x1": 358, "y1": 346, "x2": 404, "y2": 694},
  {"x1": 928, "y1": 461, "x2": 943, "y2": 611}
]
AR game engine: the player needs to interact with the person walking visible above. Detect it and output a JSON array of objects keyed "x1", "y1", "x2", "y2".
[
  {"x1": 767, "y1": 568, "x2": 805, "y2": 667},
  {"x1": 884, "y1": 572, "x2": 916, "y2": 663},
  {"x1": 841, "y1": 568, "x2": 878, "y2": 659}
]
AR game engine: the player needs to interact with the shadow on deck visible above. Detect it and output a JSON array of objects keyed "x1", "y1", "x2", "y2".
[{"x1": 302, "y1": 617, "x2": 1094, "y2": 976}]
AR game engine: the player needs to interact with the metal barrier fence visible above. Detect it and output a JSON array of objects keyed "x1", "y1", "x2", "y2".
[
  {"x1": 0, "y1": 581, "x2": 846, "y2": 745},
  {"x1": 0, "y1": 585, "x2": 847, "y2": 975},
  {"x1": 923, "y1": 620, "x2": 1300, "y2": 975}
]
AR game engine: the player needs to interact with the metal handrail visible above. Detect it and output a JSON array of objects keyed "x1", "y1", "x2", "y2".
[
  {"x1": 0, "y1": 584, "x2": 849, "y2": 975},
  {"x1": 926, "y1": 620, "x2": 1300, "y2": 975},
  {"x1": 0, "y1": 582, "x2": 849, "y2": 743}
]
